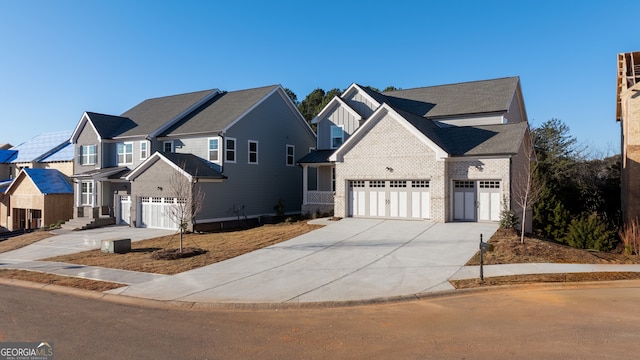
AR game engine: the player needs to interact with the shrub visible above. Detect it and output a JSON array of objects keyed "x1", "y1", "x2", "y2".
[
  {"x1": 619, "y1": 218, "x2": 640, "y2": 255},
  {"x1": 564, "y1": 213, "x2": 617, "y2": 251}
]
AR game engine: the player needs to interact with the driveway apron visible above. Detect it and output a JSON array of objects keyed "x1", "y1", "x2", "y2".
[{"x1": 109, "y1": 219, "x2": 498, "y2": 303}]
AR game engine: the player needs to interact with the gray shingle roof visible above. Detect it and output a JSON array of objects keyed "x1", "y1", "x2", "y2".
[
  {"x1": 85, "y1": 112, "x2": 135, "y2": 139},
  {"x1": 381, "y1": 77, "x2": 519, "y2": 118},
  {"x1": 118, "y1": 89, "x2": 217, "y2": 138},
  {"x1": 161, "y1": 85, "x2": 279, "y2": 136},
  {"x1": 435, "y1": 122, "x2": 528, "y2": 156},
  {"x1": 161, "y1": 152, "x2": 226, "y2": 179}
]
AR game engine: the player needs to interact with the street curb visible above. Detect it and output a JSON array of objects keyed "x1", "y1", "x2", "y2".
[{"x1": 2, "y1": 277, "x2": 640, "y2": 312}]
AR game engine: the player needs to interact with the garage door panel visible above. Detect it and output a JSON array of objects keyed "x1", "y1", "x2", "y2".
[
  {"x1": 140, "y1": 197, "x2": 179, "y2": 230},
  {"x1": 490, "y1": 192, "x2": 501, "y2": 221}
]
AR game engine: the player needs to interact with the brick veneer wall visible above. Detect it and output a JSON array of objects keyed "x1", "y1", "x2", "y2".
[{"x1": 333, "y1": 111, "x2": 447, "y2": 221}]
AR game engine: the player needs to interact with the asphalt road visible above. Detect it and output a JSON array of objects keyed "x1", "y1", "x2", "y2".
[{"x1": 1, "y1": 282, "x2": 640, "y2": 359}]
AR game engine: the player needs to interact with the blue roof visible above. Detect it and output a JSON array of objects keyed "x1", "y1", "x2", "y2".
[
  {"x1": 22, "y1": 168, "x2": 73, "y2": 194},
  {"x1": 40, "y1": 142, "x2": 74, "y2": 162},
  {"x1": 11, "y1": 130, "x2": 72, "y2": 163},
  {"x1": 0, "y1": 149, "x2": 17, "y2": 163}
]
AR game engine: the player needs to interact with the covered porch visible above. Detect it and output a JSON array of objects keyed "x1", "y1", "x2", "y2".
[{"x1": 299, "y1": 150, "x2": 336, "y2": 217}]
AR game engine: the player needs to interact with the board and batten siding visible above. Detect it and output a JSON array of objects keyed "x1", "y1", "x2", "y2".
[
  {"x1": 343, "y1": 90, "x2": 378, "y2": 119},
  {"x1": 316, "y1": 104, "x2": 361, "y2": 149}
]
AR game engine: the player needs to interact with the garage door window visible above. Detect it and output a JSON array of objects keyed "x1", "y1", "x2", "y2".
[
  {"x1": 412, "y1": 180, "x2": 430, "y2": 188},
  {"x1": 454, "y1": 180, "x2": 475, "y2": 188},
  {"x1": 479, "y1": 181, "x2": 500, "y2": 188},
  {"x1": 370, "y1": 180, "x2": 385, "y2": 188},
  {"x1": 390, "y1": 181, "x2": 407, "y2": 188}
]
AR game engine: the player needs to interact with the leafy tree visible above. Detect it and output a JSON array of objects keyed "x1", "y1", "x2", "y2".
[
  {"x1": 298, "y1": 88, "x2": 326, "y2": 123},
  {"x1": 382, "y1": 86, "x2": 401, "y2": 92},
  {"x1": 284, "y1": 88, "x2": 298, "y2": 105}
]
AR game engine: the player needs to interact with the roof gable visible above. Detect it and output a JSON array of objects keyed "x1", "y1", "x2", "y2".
[
  {"x1": 126, "y1": 152, "x2": 226, "y2": 182},
  {"x1": 312, "y1": 96, "x2": 362, "y2": 125},
  {"x1": 330, "y1": 103, "x2": 449, "y2": 162},
  {"x1": 6, "y1": 168, "x2": 73, "y2": 195}
]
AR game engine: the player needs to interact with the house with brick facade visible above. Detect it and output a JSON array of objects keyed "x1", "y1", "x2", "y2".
[
  {"x1": 617, "y1": 51, "x2": 640, "y2": 225},
  {"x1": 68, "y1": 85, "x2": 316, "y2": 231},
  {"x1": 299, "y1": 77, "x2": 532, "y2": 230}
]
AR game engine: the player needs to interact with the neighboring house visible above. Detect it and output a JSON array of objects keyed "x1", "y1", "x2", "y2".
[
  {"x1": 617, "y1": 51, "x2": 640, "y2": 224},
  {"x1": 0, "y1": 168, "x2": 73, "y2": 231},
  {"x1": 0, "y1": 149, "x2": 17, "y2": 181},
  {"x1": 2, "y1": 130, "x2": 74, "y2": 179},
  {"x1": 0, "y1": 131, "x2": 75, "y2": 232},
  {"x1": 299, "y1": 77, "x2": 532, "y2": 230},
  {"x1": 69, "y1": 85, "x2": 316, "y2": 231}
]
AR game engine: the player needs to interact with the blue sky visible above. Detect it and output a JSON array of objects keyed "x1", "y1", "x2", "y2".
[{"x1": 0, "y1": 1, "x2": 636, "y2": 156}]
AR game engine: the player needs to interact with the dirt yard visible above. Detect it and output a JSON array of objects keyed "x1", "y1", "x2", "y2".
[
  {"x1": 0, "y1": 231, "x2": 53, "y2": 253},
  {"x1": 450, "y1": 228, "x2": 640, "y2": 289},
  {"x1": 43, "y1": 222, "x2": 322, "y2": 275}
]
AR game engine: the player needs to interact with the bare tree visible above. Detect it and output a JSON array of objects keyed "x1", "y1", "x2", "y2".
[
  {"x1": 167, "y1": 161, "x2": 205, "y2": 253},
  {"x1": 513, "y1": 130, "x2": 544, "y2": 244}
]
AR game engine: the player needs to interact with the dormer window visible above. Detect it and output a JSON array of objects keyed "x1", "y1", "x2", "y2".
[
  {"x1": 331, "y1": 125, "x2": 344, "y2": 149},
  {"x1": 164, "y1": 141, "x2": 174, "y2": 153}
]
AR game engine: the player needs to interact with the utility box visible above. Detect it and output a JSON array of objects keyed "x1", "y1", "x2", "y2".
[{"x1": 101, "y1": 238, "x2": 131, "y2": 254}]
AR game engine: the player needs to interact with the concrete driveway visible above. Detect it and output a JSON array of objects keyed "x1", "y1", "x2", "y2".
[
  {"x1": 109, "y1": 218, "x2": 498, "y2": 303},
  {"x1": 0, "y1": 226, "x2": 175, "y2": 261}
]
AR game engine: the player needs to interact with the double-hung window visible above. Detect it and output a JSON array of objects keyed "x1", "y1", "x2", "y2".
[
  {"x1": 225, "y1": 138, "x2": 236, "y2": 163},
  {"x1": 330, "y1": 125, "x2": 344, "y2": 149},
  {"x1": 80, "y1": 145, "x2": 97, "y2": 165},
  {"x1": 140, "y1": 141, "x2": 148, "y2": 160},
  {"x1": 208, "y1": 138, "x2": 220, "y2": 162},
  {"x1": 286, "y1": 144, "x2": 295, "y2": 166},
  {"x1": 117, "y1": 142, "x2": 133, "y2": 164},
  {"x1": 80, "y1": 181, "x2": 93, "y2": 206},
  {"x1": 248, "y1": 140, "x2": 258, "y2": 164}
]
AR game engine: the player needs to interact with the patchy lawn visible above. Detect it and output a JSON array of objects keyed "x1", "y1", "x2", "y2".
[
  {"x1": 0, "y1": 231, "x2": 53, "y2": 253},
  {"x1": 466, "y1": 228, "x2": 640, "y2": 266},
  {"x1": 451, "y1": 228, "x2": 640, "y2": 289},
  {"x1": 43, "y1": 222, "x2": 323, "y2": 275}
]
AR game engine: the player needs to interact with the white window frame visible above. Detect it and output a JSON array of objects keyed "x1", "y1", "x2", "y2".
[
  {"x1": 330, "y1": 125, "x2": 344, "y2": 149},
  {"x1": 225, "y1": 137, "x2": 236, "y2": 163},
  {"x1": 286, "y1": 144, "x2": 295, "y2": 166},
  {"x1": 208, "y1": 137, "x2": 220, "y2": 163},
  {"x1": 140, "y1": 141, "x2": 148, "y2": 160},
  {"x1": 80, "y1": 145, "x2": 97, "y2": 165},
  {"x1": 80, "y1": 180, "x2": 94, "y2": 206},
  {"x1": 117, "y1": 142, "x2": 133, "y2": 165},
  {"x1": 248, "y1": 140, "x2": 258, "y2": 165},
  {"x1": 163, "y1": 141, "x2": 174, "y2": 153}
]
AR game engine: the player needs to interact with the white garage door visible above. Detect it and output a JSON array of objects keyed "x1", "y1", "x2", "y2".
[
  {"x1": 348, "y1": 180, "x2": 430, "y2": 219},
  {"x1": 453, "y1": 180, "x2": 501, "y2": 222},
  {"x1": 139, "y1": 197, "x2": 180, "y2": 230}
]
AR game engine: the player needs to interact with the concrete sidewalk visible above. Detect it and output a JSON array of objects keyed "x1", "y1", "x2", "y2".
[{"x1": 451, "y1": 263, "x2": 640, "y2": 281}]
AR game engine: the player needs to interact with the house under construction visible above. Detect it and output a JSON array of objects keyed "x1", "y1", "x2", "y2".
[{"x1": 617, "y1": 51, "x2": 640, "y2": 224}]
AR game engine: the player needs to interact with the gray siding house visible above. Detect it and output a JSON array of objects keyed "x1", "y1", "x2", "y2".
[
  {"x1": 69, "y1": 85, "x2": 316, "y2": 230},
  {"x1": 299, "y1": 77, "x2": 533, "y2": 231}
]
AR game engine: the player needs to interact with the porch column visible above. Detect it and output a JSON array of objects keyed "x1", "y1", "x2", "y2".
[{"x1": 302, "y1": 165, "x2": 308, "y2": 205}]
